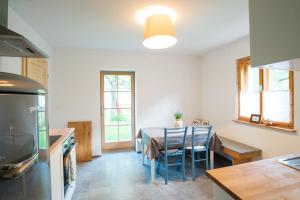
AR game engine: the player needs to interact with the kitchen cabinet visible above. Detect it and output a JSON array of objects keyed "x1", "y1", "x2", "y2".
[
  {"x1": 249, "y1": 0, "x2": 300, "y2": 69},
  {"x1": 50, "y1": 128, "x2": 77, "y2": 200},
  {"x1": 50, "y1": 144, "x2": 64, "y2": 200},
  {"x1": 22, "y1": 58, "x2": 48, "y2": 88}
]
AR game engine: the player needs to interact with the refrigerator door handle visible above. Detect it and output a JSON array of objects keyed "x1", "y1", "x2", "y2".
[{"x1": 0, "y1": 153, "x2": 38, "y2": 179}]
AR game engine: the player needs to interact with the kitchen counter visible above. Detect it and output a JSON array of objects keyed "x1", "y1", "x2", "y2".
[
  {"x1": 207, "y1": 153, "x2": 300, "y2": 200},
  {"x1": 49, "y1": 128, "x2": 75, "y2": 154}
]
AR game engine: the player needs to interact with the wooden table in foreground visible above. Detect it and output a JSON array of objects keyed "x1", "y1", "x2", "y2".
[{"x1": 206, "y1": 153, "x2": 300, "y2": 200}]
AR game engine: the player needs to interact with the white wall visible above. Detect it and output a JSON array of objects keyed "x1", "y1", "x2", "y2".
[
  {"x1": 0, "y1": 57, "x2": 21, "y2": 74},
  {"x1": 198, "y1": 36, "x2": 300, "y2": 158},
  {"x1": 49, "y1": 48, "x2": 201, "y2": 155}
]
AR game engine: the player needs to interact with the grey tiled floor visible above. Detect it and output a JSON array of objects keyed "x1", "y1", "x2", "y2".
[{"x1": 72, "y1": 150, "x2": 213, "y2": 200}]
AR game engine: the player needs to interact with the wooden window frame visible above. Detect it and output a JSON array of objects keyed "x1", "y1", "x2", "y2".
[
  {"x1": 237, "y1": 57, "x2": 294, "y2": 129},
  {"x1": 100, "y1": 71, "x2": 136, "y2": 150}
]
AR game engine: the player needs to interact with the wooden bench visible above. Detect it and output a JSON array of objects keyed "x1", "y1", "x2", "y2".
[{"x1": 218, "y1": 136, "x2": 262, "y2": 165}]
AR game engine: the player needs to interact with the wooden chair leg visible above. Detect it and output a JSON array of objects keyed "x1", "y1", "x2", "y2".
[
  {"x1": 142, "y1": 142, "x2": 145, "y2": 165},
  {"x1": 165, "y1": 155, "x2": 168, "y2": 185},
  {"x1": 156, "y1": 156, "x2": 160, "y2": 174},
  {"x1": 206, "y1": 148, "x2": 210, "y2": 170},
  {"x1": 176, "y1": 156, "x2": 181, "y2": 171},
  {"x1": 192, "y1": 151, "x2": 195, "y2": 181},
  {"x1": 182, "y1": 153, "x2": 186, "y2": 182}
]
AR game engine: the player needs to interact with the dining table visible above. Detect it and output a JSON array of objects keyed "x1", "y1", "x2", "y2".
[{"x1": 137, "y1": 127, "x2": 222, "y2": 182}]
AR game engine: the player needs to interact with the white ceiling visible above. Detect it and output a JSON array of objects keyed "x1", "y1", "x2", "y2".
[{"x1": 9, "y1": 0, "x2": 249, "y2": 55}]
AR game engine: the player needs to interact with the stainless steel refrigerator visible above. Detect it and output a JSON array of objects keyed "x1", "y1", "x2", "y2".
[{"x1": 0, "y1": 73, "x2": 51, "y2": 200}]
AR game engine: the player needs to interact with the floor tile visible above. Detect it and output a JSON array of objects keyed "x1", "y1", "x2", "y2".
[{"x1": 72, "y1": 150, "x2": 216, "y2": 200}]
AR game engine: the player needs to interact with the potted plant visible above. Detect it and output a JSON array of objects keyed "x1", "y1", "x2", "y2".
[{"x1": 174, "y1": 112, "x2": 183, "y2": 128}]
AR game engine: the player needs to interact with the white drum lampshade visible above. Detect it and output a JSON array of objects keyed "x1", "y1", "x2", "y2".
[
  {"x1": 143, "y1": 14, "x2": 177, "y2": 49},
  {"x1": 135, "y1": 5, "x2": 177, "y2": 49}
]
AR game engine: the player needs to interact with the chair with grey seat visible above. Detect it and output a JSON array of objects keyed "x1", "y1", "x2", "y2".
[
  {"x1": 186, "y1": 125, "x2": 212, "y2": 181},
  {"x1": 156, "y1": 127, "x2": 188, "y2": 185}
]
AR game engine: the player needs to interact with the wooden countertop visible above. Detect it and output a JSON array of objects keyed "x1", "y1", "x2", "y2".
[
  {"x1": 207, "y1": 153, "x2": 300, "y2": 200},
  {"x1": 49, "y1": 128, "x2": 75, "y2": 154}
]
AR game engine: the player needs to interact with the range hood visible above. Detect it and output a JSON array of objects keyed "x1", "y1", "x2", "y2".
[
  {"x1": 249, "y1": 0, "x2": 300, "y2": 71},
  {"x1": 0, "y1": 0, "x2": 48, "y2": 58}
]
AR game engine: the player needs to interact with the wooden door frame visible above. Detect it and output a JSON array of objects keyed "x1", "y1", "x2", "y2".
[{"x1": 100, "y1": 71, "x2": 136, "y2": 150}]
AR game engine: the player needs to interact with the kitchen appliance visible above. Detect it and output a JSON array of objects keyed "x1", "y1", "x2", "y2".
[
  {"x1": 0, "y1": 0, "x2": 48, "y2": 58},
  {"x1": 0, "y1": 72, "x2": 51, "y2": 200},
  {"x1": 278, "y1": 156, "x2": 300, "y2": 171},
  {"x1": 62, "y1": 133, "x2": 76, "y2": 200},
  {"x1": 249, "y1": 0, "x2": 300, "y2": 71}
]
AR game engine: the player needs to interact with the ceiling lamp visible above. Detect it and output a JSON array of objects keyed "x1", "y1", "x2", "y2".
[{"x1": 135, "y1": 6, "x2": 177, "y2": 49}]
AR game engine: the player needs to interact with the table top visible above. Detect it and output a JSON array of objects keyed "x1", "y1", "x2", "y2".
[
  {"x1": 138, "y1": 127, "x2": 215, "y2": 159},
  {"x1": 206, "y1": 153, "x2": 300, "y2": 200},
  {"x1": 139, "y1": 127, "x2": 210, "y2": 138}
]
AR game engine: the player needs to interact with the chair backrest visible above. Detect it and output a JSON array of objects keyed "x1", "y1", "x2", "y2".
[
  {"x1": 164, "y1": 127, "x2": 188, "y2": 151},
  {"x1": 191, "y1": 125, "x2": 212, "y2": 148}
]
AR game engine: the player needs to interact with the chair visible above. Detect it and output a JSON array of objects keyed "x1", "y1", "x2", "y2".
[
  {"x1": 186, "y1": 125, "x2": 212, "y2": 181},
  {"x1": 156, "y1": 127, "x2": 188, "y2": 185}
]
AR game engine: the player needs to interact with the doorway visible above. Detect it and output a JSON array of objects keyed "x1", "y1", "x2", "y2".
[{"x1": 100, "y1": 71, "x2": 135, "y2": 150}]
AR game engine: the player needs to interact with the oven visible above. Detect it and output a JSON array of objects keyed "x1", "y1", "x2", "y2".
[{"x1": 62, "y1": 133, "x2": 76, "y2": 199}]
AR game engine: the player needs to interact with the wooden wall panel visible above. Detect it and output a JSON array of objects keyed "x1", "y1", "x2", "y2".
[{"x1": 68, "y1": 121, "x2": 92, "y2": 162}]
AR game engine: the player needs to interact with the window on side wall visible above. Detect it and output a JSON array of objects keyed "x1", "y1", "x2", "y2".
[{"x1": 237, "y1": 57, "x2": 294, "y2": 129}]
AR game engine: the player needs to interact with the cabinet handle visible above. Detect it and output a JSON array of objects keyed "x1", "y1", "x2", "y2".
[{"x1": 0, "y1": 153, "x2": 38, "y2": 179}]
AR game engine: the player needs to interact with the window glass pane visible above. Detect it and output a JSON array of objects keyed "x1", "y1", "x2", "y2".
[
  {"x1": 105, "y1": 126, "x2": 118, "y2": 143},
  {"x1": 104, "y1": 109, "x2": 119, "y2": 125},
  {"x1": 118, "y1": 92, "x2": 131, "y2": 108},
  {"x1": 118, "y1": 75, "x2": 131, "y2": 91},
  {"x1": 240, "y1": 91, "x2": 260, "y2": 117},
  {"x1": 118, "y1": 109, "x2": 131, "y2": 125},
  {"x1": 39, "y1": 130, "x2": 47, "y2": 149},
  {"x1": 263, "y1": 91, "x2": 290, "y2": 123},
  {"x1": 119, "y1": 126, "x2": 132, "y2": 141},
  {"x1": 247, "y1": 66, "x2": 260, "y2": 91},
  {"x1": 38, "y1": 96, "x2": 45, "y2": 111},
  {"x1": 239, "y1": 59, "x2": 292, "y2": 125},
  {"x1": 102, "y1": 73, "x2": 134, "y2": 144},
  {"x1": 240, "y1": 62, "x2": 260, "y2": 117},
  {"x1": 104, "y1": 92, "x2": 117, "y2": 108},
  {"x1": 38, "y1": 112, "x2": 46, "y2": 131},
  {"x1": 268, "y1": 69, "x2": 289, "y2": 91},
  {"x1": 104, "y1": 75, "x2": 117, "y2": 91}
]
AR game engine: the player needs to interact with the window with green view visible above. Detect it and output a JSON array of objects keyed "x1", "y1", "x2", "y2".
[{"x1": 38, "y1": 96, "x2": 47, "y2": 149}]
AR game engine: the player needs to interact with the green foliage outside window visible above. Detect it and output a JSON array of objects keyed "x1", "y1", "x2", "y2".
[
  {"x1": 111, "y1": 114, "x2": 127, "y2": 122},
  {"x1": 38, "y1": 96, "x2": 47, "y2": 149}
]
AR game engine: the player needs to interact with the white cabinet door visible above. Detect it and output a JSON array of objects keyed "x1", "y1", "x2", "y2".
[{"x1": 50, "y1": 145, "x2": 64, "y2": 200}]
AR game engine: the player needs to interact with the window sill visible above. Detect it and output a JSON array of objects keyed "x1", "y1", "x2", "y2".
[{"x1": 232, "y1": 120, "x2": 297, "y2": 133}]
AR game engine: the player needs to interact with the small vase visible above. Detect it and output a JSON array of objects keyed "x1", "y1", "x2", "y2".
[{"x1": 175, "y1": 120, "x2": 183, "y2": 128}]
